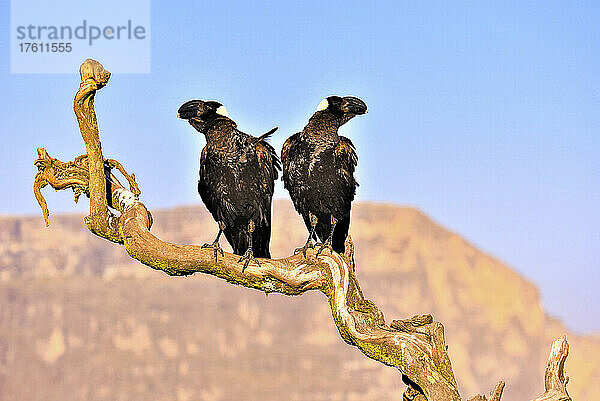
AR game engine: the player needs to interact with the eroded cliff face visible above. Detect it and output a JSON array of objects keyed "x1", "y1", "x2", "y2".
[{"x1": 0, "y1": 201, "x2": 597, "y2": 401}]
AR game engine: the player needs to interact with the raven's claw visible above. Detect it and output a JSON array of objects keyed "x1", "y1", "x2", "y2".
[
  {"x1": 294, "y1": 240, "x2": 315, "y2": 258},
  {"x1": 315, "y1": 239, "x2": 333, "y2": 257},
  {"x1": 238, "y1": 248, "x2": 260, "y2": 272},
  {"x1": 202, "y1": 241, "x2": 224, "y2": 262}
]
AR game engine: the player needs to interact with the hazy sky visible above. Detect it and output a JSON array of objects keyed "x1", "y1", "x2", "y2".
[{"x1": 1, "y1": 1, "x2": 598, "y2": 333}]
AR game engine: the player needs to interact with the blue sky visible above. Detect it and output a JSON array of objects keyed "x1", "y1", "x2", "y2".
[{"x1": 1, "y1": 1, "x2": 598, "y2": 333}]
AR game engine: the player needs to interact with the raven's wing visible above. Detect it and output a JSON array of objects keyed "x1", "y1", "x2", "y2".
[
  {"x1": 335, "y1": 136, "x2": 359, "y2": 189},
  {"x1": 255, "y1": 140, "x2": 281, "y2": 186},
  {"x1": 281, "y1": 132, "x2": 302, "y2": 186},
  {"x1": 197, "y1": 146, "x2": 236, "y2": 226},
  {"x1": 254, "y1": 126, "x2": 281, "y2": 187},
  {"x1": 250, "y1": 131, "x2": 281, "y2": 258}
]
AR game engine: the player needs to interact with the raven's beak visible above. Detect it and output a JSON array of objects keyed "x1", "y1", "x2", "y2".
[
  {"x1": 342, "y1": 96, "x2": 368, "y2": 115},
  {"x1": 177, "y1": 100, "x2": 205, "y2": 120}
]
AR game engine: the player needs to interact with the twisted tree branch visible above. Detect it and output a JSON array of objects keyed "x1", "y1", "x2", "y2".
[{"x1": 33, "y1": 59, "x2": 573, "y2": 401}]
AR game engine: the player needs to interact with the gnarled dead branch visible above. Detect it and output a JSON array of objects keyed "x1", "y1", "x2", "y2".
[
  {"x1": 531, "y1": 336, "x2": 571, "y2": 401},
  {"x1": 33, "y1": 59, "x2": 573, "y2": 401}
]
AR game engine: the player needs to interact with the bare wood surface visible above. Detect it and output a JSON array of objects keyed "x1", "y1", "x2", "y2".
[
  {"x1": 531, "y1": 336, "x2": 572, "y2": 401},
  {"x1": 33, "y1": 59, "x2": 574, "y2": 401}
]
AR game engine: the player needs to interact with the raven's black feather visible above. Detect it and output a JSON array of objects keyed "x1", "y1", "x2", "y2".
[
  {"x1": 179, "y1": 100, "x2": 280, "y2": 258},
  {"x1": 282, "y1": 96, "x2": 367, "y2": 254}
]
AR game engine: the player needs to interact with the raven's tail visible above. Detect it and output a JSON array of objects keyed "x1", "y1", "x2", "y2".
[
  {"x1": 256, "y1": 126, "x2": 278, "y2": 143},
  {"x1": 331, "y1": 216, "x2": 350, "y2": 254},
  {"x1": 251, "y1": 224, "x2": 272, "y2": 259},
  {"x1": 223, "y1": 226, "x2": 248, "y2": 257},
  {"x1": 314, "y1": 214, "x2": 349, "y2": 255},
  {"x1": 223, "y1": 224, "x2": 271, "y2": 259}
]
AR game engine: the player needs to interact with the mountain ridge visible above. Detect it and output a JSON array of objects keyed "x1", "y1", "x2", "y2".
[{"x1": 0, "y1": 200, "x2": 598, "y2": 400}]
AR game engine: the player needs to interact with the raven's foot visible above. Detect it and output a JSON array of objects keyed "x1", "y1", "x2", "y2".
[
  {"x1": 296, "y1": 212, "x2": 318, "y2": 258},
  {"x1": 238, "y1": 248, "x2": 260, "y2": 272},
  {"x1": 316, "y1": 215, "x2": 337, "y2": 257},
  {"x1": 294, "y1": 239, "x2": 315, "y2": 258},
  {"x1": 315, "y1": 238, "x2": 333, "y2": 257},
  {"x1": 202, "y1": 222, "x2": 226, "y2": 262},
  {"x1": 201, "y1": 240, "x2": 224, "y2": 262}
]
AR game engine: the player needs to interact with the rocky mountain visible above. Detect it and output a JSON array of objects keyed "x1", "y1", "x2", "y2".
[{"x1": 0, "y1": 201, "x2": 598, "y2": 401}]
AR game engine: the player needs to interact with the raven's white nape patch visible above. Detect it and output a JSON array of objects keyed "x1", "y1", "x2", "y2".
[
  {"x1": 316, "y1": 98, "x2": 329, "y2": 112},
  {"x1": 216, "y1": 105, "x2": 229, "y2": 117}
]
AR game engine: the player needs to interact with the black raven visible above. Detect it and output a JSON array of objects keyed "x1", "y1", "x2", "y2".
[
  {"x1": 178, "y1": 100, "x2": 280, "y2": 270},
  {"x1": 281, "y1": 95, "x2": 367, "y2": 256}
]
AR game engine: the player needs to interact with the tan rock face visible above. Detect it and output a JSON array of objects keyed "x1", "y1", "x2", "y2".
[
  {"x1": 36, "y1": 327, "x2": 65, "y2": 363},
  {"x1": 0, "y1": 200, "x2": 597, "y2": 401}
]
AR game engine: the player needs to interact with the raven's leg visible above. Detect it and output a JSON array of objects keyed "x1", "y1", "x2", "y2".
[
  {"x1": 238, "y1": 220, "x2": 261, "y2": 272},
  {"x1": 316, "y1": 215, "x2": 338, "y2": 256},
  {"x1": 294, "y1": 212, "x2": 318, "y2": 258},
  {"x1": 201, "y1": 221, "x2": 226, "y2": 262}
]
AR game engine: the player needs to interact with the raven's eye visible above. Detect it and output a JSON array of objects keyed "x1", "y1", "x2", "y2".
[
  {"x1": 316, "y1": 98, "x2": 329, "y2": 112},
  {"x1": 216, "y1": 105, "x2": 229, "y2": 117}
]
